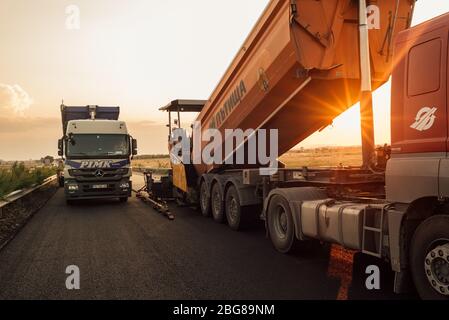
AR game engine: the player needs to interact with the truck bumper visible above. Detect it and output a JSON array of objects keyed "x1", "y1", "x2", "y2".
[{"x1": 64, "y1": 179, "x2": 132, "y2": 200}]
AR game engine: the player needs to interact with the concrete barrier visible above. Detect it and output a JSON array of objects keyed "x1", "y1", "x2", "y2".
[{"x1": 0, "y1": 175, "x2": 57, "y2": 205}]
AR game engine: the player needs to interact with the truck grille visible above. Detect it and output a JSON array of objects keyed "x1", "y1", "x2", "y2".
[{"x1": 70, "y1": 168, "x2": 127, "y2": 181}]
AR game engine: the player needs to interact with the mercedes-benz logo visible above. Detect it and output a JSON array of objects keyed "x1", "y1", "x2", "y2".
[{"x1": 94, "y1": 170, "x2": 105, "y2": 177}]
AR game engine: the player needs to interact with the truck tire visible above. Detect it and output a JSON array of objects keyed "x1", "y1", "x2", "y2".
[
  {"x1": 58, "y1": 176, "x2": 64, "y2": 188},
  {"x1": 173, "y1": 188, "x2": 187, "y2": 207},
  {"x1": 225, "y1": 185, "x2": 248, "y2": 231},
  {"x1": 211, "y1": 183, "x2": 225, "y2": 223},
  {"x1": 267, "y1": 195, "x2": 297, "y2": 254},
  {"x1": 200, "y1": 181, "x2": 211, "y2": 217},
  {"x1": 410, "y1": 215, "x2": 449, "y2": 300}
]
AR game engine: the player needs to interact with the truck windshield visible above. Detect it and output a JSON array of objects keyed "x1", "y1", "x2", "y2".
[{"x1": 66, "y1": 134, "x2": 130, "y2": 159}]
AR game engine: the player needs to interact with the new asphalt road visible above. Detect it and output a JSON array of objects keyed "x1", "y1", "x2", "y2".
[{"x1": 0, "y1": 175, "x2": 418, "y2": 300}]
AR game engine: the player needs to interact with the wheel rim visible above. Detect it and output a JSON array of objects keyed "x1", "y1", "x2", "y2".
[
  {"x1": 425, "y1": 241, "x2": 449, "y2": 296},
  {"x1": 229, "y1": 197, "x2": 238, "y2": 222},
  {"x1": 200, "y1": 184, "x2": 208, "y2": 212},
  {"x1": 273, "y1": 205, "x2": 288, "y2": 239},
  {"x1": 212, "y1": 189, "x2": 221, "y2": 216}
]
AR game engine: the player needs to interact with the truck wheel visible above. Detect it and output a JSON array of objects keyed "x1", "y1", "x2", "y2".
[
  {"x1": 119, "y1": 197, "x2": 128, "y2": 203},
  {"x1": 410, "y1": 215, "x2": 449, "y2": 300},
  {"x1": 200, "y1": 181, "x2": 211, "y2": 217},
  {"x1": 267, "y1": 195, "x2": 297, "y2": 254},
  {"x1": 174, "y1": 188, "x2": 187, "y2": 207},
  {"x1": 211, "y1": 183, "x2": 225, "y2": 223},
  {"x1": 58, "y1": 176, "x2": 64, "y2": 188},
  {"x1": 225, "y1": 185, "x2": 250, "y2": 231}
]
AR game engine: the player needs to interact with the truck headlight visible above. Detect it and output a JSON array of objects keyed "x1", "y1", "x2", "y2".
[
  {"x1": 68, "y1": 169, "x2": 82, "y2": 176},
  {"x1": 120, "y1": 182, "x2": 130, "y2": 189},
  {"x1": 68, "y1": 184, "x2": 79, "y2": 191},
  {"x1": 117, "y1": 168, "x2": 129, "y2": 175}
]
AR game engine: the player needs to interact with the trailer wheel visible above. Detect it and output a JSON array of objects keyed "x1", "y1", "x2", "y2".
[
  {"x1": 211, "y1": 183, "x2": 225, "y2": 223},
  {"x1": 410, "y1": 215, "x2": 449, "y2": 300},
  {"x1": 199, "y1": 181, "x2": 211, "y2": 217},
  {"x1": 267, "y1": 195, "x2": 296, "y2": 254},
  {"x1": 225, "y1": 185, "x2": 248, "y2": 231}
]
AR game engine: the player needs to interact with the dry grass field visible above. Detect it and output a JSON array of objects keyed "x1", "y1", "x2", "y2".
[
  {"x1": 133, "y1": 157, "x2": 171, "y2": 170},
  {"x1": 280, "y1": 146, "x2": 362, "y2": 168},
  {"x1": 132, "y1": 146, "x2": 363, "y2": 169}
]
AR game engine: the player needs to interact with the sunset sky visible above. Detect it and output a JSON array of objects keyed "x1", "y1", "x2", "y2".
[{"x1": 1, "y1": 0, "x2": 449, "y2": 161}]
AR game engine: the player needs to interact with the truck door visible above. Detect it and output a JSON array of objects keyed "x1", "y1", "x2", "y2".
[
  {"x1": 388, "y1": 26, "x2": 447, "y2": 203},
  {"x1": 400, "y1": 33, "x2": 447, "y2": 154}
]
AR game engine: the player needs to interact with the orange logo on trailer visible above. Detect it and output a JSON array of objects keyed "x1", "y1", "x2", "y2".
[
  {"x1": 257, "y1": 68, "x2": 270, "y2": 92},
  {"x1": 209, "y1": 80, "x2": 247, "y2": 129}
]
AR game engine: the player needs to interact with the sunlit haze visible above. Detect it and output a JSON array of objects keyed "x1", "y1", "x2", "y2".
[{"x1": 1, "y1": 0, "x2": 448, "y2": 160}]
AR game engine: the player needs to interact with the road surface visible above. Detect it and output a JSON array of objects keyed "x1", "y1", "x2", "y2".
[{"x1": 0, "y1": 175, "x2": 417, "y2": 300}]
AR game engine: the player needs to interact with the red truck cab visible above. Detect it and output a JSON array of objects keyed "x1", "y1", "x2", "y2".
[{"x1": 388, "y1": 12, "x2": 449, "y2": 203}]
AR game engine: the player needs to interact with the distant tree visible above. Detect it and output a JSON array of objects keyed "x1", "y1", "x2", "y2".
[{"x1": 41, "y1": 156, "x2": 55, "y2": 166}]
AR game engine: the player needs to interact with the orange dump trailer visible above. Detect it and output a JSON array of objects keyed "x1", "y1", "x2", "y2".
[{"x1": 193, "y1": 0, "x2": 414, "y2": 175}]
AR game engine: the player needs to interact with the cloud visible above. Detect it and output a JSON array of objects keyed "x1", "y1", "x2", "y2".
[{"x1": 0, "y1": 84, "x2": 33, "y2": 114}]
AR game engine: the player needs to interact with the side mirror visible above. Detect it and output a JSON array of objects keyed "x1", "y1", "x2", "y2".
[
  {"x1": 132, "y1": 139, "x2": 138, "y2": 156},
  {"x1": 58, "y1": 139, "x2": 63, "y2": 156},
  {"x1": 67, "y1": 133, "x2": 76, "y2": 146}
]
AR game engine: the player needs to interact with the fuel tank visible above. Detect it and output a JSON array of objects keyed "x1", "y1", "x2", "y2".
[
  {"x1": 194, "y1": 0, "x2": 415, "y2": 175},
  {"x1": 300, "y1": 199, "x2": 385, "y2": 251}
]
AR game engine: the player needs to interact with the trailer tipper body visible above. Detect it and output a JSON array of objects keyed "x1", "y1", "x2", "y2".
[
  {"x1": 193, "y1": 0, "x2": 414, "y2": 175},
  {"x1": 58, "y1": 105, "x2": 138, "y2": 204},
  {"x1": 159, "y1": 0, "x2": 449, "y2": 299}
]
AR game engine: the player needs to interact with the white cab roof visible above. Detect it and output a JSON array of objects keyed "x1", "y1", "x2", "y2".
[{"x1": 66, "y1": 120, "x2": 128, "y2": 135}]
